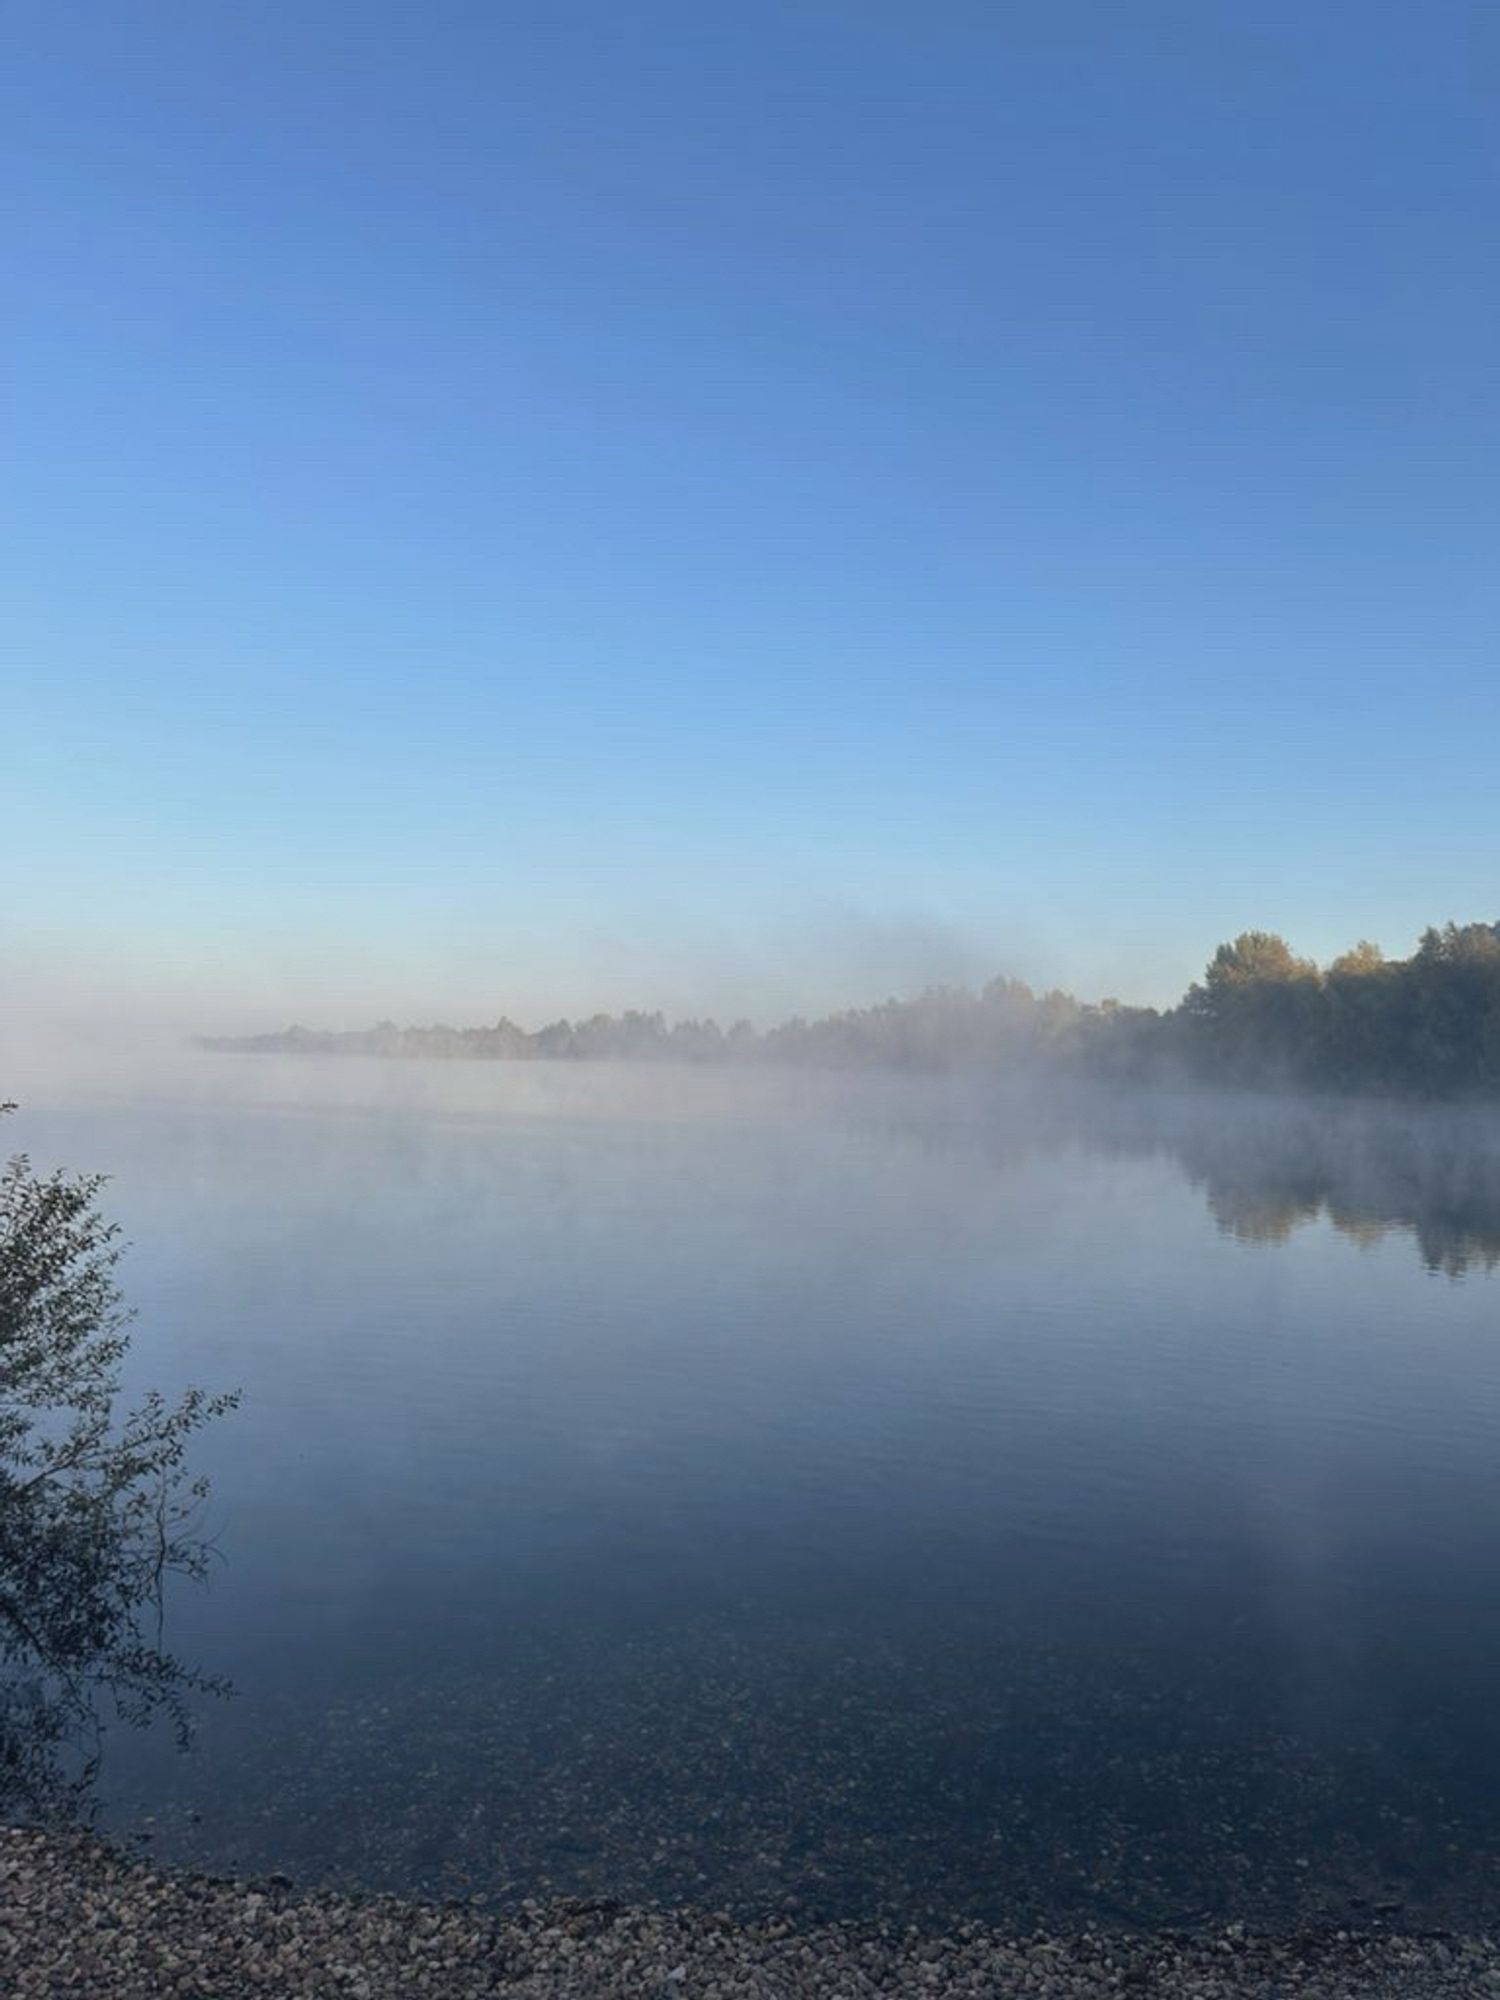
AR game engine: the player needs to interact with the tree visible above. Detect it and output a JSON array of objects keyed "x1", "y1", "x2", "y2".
[
  {"x1": 1179, "y1": 933, "x2": 1325, "y2": 1084},
  {"x1": 1191, "y1": 931, "x2": 1317, "y2": 997},
  {"x1": 0, "y1": 1104, "x2": 238, "y2": 1814},
  {"x1": 1323, "y1": 941, "x2": 1397, "y2": 1089},
  {"x1": 1328, "y1": 940, "x2": 1385, "y2": 978},
  {"x1": 1404, "y1": 924, "x2": 1500, "y2": 1091}
]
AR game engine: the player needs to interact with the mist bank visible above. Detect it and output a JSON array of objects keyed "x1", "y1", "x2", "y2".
[{"x1": 200, "y1": 919, "x2": 1500, "y2": 1098}]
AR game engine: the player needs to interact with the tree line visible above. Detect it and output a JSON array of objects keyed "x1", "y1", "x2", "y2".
[
  {"x1": 202, "y1": 918, "x2": 1500, "y2": 1097},
  {"x1": 1163, "y1": 921, "x2": 1500, "y2": 1094}
]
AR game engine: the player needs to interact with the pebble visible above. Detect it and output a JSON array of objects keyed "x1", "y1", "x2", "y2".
[{"x1": 1, "y1": 1825, "x2": 1496, "y2": 1998}]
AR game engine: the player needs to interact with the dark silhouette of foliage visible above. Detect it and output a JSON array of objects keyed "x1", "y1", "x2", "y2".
[
  {"x1": 0, "y1": 1105, "x2": 238, "y2": 1816},
  {"x1": 203, "y1": 917, "x2": 1500, "y2": 1098},
  {"x1": 1166, "y1": 923, "x2": 1500, "y2": 1096}
]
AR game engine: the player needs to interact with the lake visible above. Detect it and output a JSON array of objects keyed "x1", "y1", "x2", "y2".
[{"x1": 10, "y1": 1059, "x2": 1500, "y2": 1930}]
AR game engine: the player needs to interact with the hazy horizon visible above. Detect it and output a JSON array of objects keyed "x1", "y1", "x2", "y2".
[
  {"x1": 7, "y1": 910, "x2": 1499, "y2": 1094},
  {"x1": 8, "y1": 3, "x2": 1498, "y2": 1044}
]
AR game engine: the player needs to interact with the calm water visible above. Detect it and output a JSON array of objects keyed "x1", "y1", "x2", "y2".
[{"x1": 13, "y1": 1060, "x2": 1500, "y2": 1929}]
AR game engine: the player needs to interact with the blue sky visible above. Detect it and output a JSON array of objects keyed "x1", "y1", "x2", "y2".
[{"x1": 6, "y1": 2, "x2": 1497, "y2": 1028}]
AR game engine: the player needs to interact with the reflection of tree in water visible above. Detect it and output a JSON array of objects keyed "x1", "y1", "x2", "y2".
[
  {"x1": 1134, "y1": 1096, "x2": 1500, "y2": 1277},
  {"x1": 856, "y1": 1082, "x2": 1500, "y2": 1278},
  {"x1": 0, "y1": 1106, "x2": 236, "y2": 1817}
]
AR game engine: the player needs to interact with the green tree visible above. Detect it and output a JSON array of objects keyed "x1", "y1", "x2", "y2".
[
  {"x1": 1192, "y1": 930, "x2": 1318, "y2": 995},
  {"x1": 0, "y1": 1105, "x2": 238, "y2": 1814},
  {"x1": 1180, "y1": 933, "x2": 1325, "y2": 1083},
  {"x1": 1328, "y1": 940, "x2": 1385, "y2": 978},
  {"x1": 1405, "y1": 924, "x2": 1500, "y2": 1091},
  {"x1": 1322, "y1": 941, "x2": 1397, "y2": 1088}
]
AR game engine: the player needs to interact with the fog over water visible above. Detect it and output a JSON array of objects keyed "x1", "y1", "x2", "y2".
[
  {"x1": 6, "y1": 1053, "x2": 1500, "y2": 1929},
  {"x1": 10, "y1": 0, "x2": 1498, "y2": 1968}
]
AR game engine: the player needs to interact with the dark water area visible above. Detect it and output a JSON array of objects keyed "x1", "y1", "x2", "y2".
[{"x1": 9, "y1": 1061, "x2": 1500, "y2": 1931}]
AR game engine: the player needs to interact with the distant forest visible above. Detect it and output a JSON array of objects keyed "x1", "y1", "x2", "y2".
[{"x1": 201, "y1": 920, "x2": 1500, "y2": 1097}]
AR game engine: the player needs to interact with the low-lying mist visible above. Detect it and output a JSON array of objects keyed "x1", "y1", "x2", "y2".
[{"x1": 193, "y1": 917, "x2": 1500, "y2": 1102}]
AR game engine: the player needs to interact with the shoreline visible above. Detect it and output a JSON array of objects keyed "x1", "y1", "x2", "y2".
[{"x1": 3, "y1": 1827, "x2": 1497, "y2": 1998}]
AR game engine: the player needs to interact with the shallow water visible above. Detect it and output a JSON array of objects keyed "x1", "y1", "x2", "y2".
[{"x1": 10, "y1": 1061, "x2": 1500, "y2": 1927}]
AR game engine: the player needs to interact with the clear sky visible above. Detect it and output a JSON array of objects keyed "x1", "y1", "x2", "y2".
[{"x1": 6, "y1": 2, "x2": 1497, "y2": 1031}]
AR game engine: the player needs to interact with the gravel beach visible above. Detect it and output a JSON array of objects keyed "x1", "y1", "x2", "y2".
[{"x1": 4, "y1": 1826, "x2": 1497, "y2": 1999}]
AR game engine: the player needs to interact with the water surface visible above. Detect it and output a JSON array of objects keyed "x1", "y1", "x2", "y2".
[{"x1": 13, "y1": 1060, "x2": 1500, "y2": 1929}]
